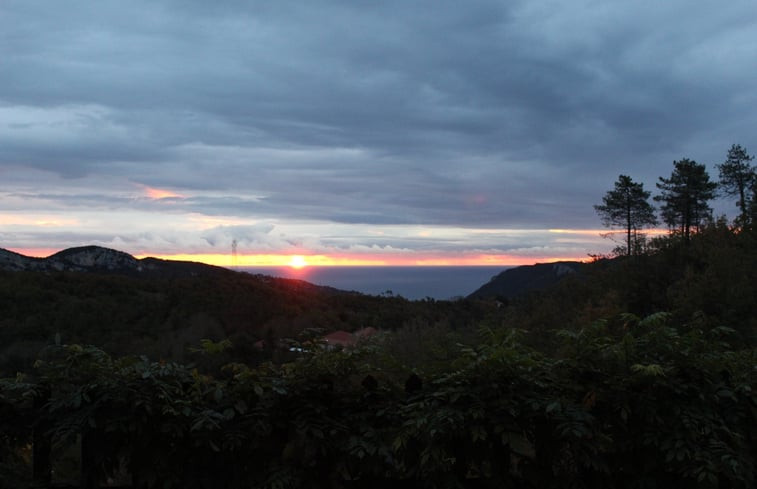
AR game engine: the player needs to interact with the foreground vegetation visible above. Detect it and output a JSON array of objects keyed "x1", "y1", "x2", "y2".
[{"x1": 1, "y1": 309, "x2": 754, "y2": 488}]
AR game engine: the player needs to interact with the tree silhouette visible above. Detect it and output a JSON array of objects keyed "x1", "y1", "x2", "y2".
[
  {"x1": 594, "y1": 175, "x2": 657, "y2": 256},
  {"x1": 655, "y1": 159, "x2": 717, "y2": 241},
  {"x1": 717, "y1": 144, "x2": 755, "y2": 225}
]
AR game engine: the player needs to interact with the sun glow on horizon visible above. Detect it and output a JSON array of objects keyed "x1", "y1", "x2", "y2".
[{"x1": 288, "y1": 255, "x2": 308, "y2": 269}]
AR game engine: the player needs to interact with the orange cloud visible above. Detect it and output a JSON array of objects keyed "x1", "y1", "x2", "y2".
[
  {"x1": 0, "y1": 215, "x2": 78, "y2": 227},
  {"x1": 142, "y1": 186, "x2": 185, "y2": 200}
]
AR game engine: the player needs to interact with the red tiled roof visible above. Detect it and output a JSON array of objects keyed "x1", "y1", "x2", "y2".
[{"x1": 323, "y1": 330, "x2": 355, "y2": 346}]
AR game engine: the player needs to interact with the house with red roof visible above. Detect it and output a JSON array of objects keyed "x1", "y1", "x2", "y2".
[
  {"x1": 323, "y1": 330, "x2": 355, "y2": 348},
  {"x1": 322, "y1": 327, "x2": 378, "y2": 349}
]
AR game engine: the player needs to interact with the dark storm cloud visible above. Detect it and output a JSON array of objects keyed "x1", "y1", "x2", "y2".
[{"x1": 2, "y1": 0, "x2": 756, "y2": 237}]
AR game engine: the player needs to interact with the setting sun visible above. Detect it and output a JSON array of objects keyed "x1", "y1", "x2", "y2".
[{"x1": 288, "y1": 255, "x2": 308, "y2": 269}]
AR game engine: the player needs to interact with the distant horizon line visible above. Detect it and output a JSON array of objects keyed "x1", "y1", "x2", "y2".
[
  {"x1": 6, "y1": 246, "x2": 590, "y2": 268},
  {"x1": 233, "y1": 264, "x2": 521, "y2": 268}
]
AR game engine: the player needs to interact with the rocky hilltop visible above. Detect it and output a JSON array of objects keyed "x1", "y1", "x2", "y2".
[{"x1": 0, "y1": 245, "x2": 230, "y2": 278}]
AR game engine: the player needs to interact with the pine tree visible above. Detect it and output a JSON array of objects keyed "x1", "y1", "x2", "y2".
[
  {"x1": 717, "y1": 144, "x2": 755, "y2": 225},
  {"x1": 594, "y1": 175, "x2": 657, "y2": 256},
  {"x1": 655, "y1": 159, "x2": 717, "y2": 241}
]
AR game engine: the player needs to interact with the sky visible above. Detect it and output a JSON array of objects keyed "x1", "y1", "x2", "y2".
[{"x1": 2, "y1": 0, "x2": 756, "y2": 267}]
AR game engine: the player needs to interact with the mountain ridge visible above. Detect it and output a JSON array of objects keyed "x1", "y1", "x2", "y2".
[
  {"x1": 1, "y1": 245, "x2": 590, "y2": 300},
  {"x1": 0, "y1": 245, "x2": 230, "y2": 278}
]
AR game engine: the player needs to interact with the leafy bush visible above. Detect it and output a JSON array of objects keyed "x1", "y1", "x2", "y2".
[{"x1": 2, "y1": 313, "x2": 754, "y2": 489}]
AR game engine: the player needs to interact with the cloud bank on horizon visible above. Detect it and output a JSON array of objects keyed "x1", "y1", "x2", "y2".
[{"x1": 1, "y1": 0, "x2": 755, "y2": 264}]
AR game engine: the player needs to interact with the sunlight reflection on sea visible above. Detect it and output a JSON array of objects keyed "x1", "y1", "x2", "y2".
[{"x1": 236, "y1": 266, "x2": 509, "y2": 300}]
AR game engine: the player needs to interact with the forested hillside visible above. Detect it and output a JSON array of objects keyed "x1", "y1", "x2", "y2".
[
  {"x1": 498, "y1": 220, "x2": 757, "y2": 349},
  {"x1": 0, "y1": 265, "x2": 500, "y2": 376}
]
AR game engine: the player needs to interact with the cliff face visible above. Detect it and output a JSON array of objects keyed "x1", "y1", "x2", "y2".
[
  {"x1": 0, "y1": 246, "x2": 145, "y2": 273},
  {"x1": 47, "y1": 246, "x2": 143, "y2": 271}
]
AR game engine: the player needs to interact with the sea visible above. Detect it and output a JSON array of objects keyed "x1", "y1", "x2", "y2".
[{"x1": 237, "y1": 266, "x2": 510, "y2": 301}]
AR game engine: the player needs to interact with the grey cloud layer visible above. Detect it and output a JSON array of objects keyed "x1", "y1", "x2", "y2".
[{"x1": 2, "y1": 0, "x2": 756, "y2": 244}]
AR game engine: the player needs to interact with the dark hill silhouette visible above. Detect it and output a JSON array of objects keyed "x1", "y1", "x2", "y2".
[
  {"x1": 467, "y1": 261, "x2": 585, "y2": 300},
  {"x1": 0, "y1": 245, "x2": 232, "y2": 278}
]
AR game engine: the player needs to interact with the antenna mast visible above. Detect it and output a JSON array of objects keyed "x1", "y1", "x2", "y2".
[{"x1": 231, "y1": 239, "x2": 238, "y2": 268}]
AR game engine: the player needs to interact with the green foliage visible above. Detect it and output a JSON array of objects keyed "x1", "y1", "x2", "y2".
[{"x1": 1, "y1": 315, "x2": 754, "y2": 489}]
